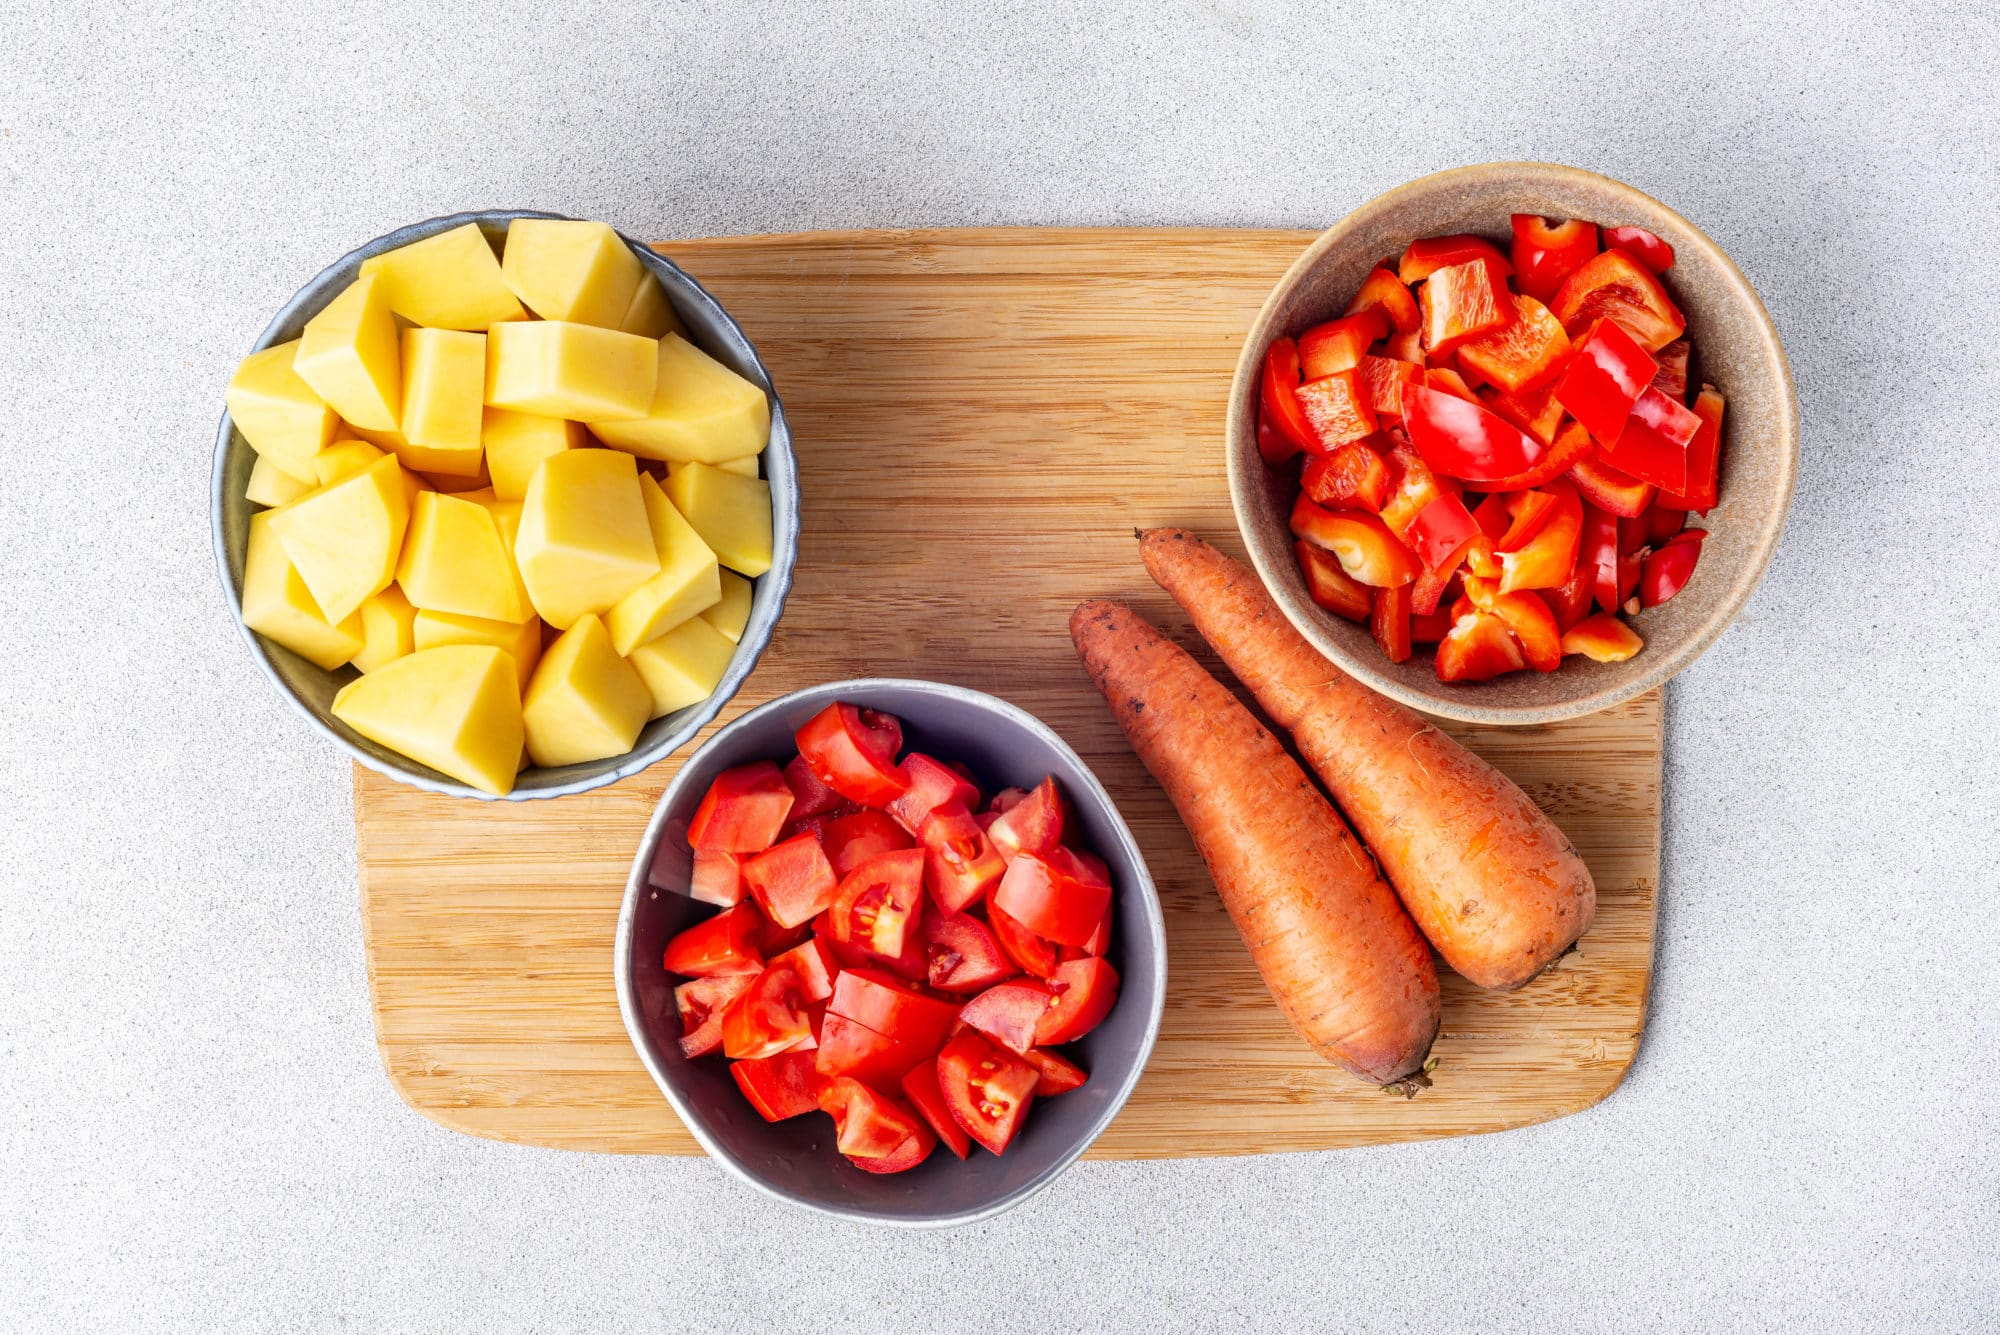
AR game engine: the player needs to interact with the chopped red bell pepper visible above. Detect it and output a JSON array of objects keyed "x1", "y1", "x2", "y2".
[
  {"x1": 1603, "y1": 225, "x2": 1675, "y2": 274},
  {"x1": 1290, "y1": 498, "x2": 1420, "y2": 587},
  {"x1": 1295, "y1": 539, "x2": 1373, "y2": 622},
  {"x1": 1478, "y1": 382, "x2": 1565, "y2": 447},
  {"x1": 1399, "y1": 233, "x2": 1514, "y2": 284},
  {"x1": 1434, "y1": 609, "x2": 1527, "y2": 682},
  {"x1": 1424, "y1": 366, "x2": 1479, "y2": 402},
  {"x1": 1650, "y1": 339, "x2": 1691, "y2": 402},
  {"x1": 1640, "y1": 529, "x2": 1707, "y2": 606},
  {"x1": 1410, "y1": 606, "x2": 1454, "y2": 643},
  {"x1": 1356, "y1": 354, "x2": 1422, "y2": 420},
  {"x1": 1301, "y1": 440, "x2": 1392, "y2": 511},
  {"x1": 1561, "y1": 613, "x2": 1644, "y2": 662},
  {"x1": 1542, "y1": 550, "x2": 1596, "y2": 634},
  {"x1": 1294, "y1": 369, "x2": 1379, "y2": 450},
  {"x1": 1642, "y1": 503, "x2": 1688, "y2": 546},
  {"x1": 1553, "y1": 318, "x2": 1658, "y2": 445},
  {"x1": 1403, "y1": 492, "x2": 1481, "y2": 570},
  {"x1": 1401, "y1": 384, "x2": 1548, "y2": 484},
  {"x1": 1369, "y1": 582, "x2": 1412, "y2": 664},
  {"x1": 1409, "y1": 536, "x2": 1479, "y2": 617},
  {"x1": 1496, "y1": 487, "x2": 1559, "y2": 550},
  {"x1": 1601, "y1": 387, "x2": 1700, "y2": 493},
  {"x1": 1463, "y1": 575, "x2": 1562, "y2": 672},
  {"x1": 1378, "y1": 438, "x2": 1446, "y2": 537},
  {"x1": 1419, "y1": 258, "x2": 1512, "y2": 355},
  {"x1": 1469, "y1": 491, "x2": 1510, "y2": 543},
  {"x1": 1478, "y1": 418, "x2": 1593, "y2": 492},
  {"x1": 1256, "y1": 408, "x2": 1299, "y2": 467},
  {"x1": 1298, "y1": 309, "x2": 1388, "y2": 379},
  {"x1": 1578, "y1": 501, "x2": 1620, "y2": 614},
  {"x1": 1383, "y1": 327, "x2": 1425, "y2": 364},
  {"x1": 1551, "y1": 249, "x2": 1686, "y2": 352},
  {"x1": 1495, "y1": 477, "x2": 1582, "y2": 594},
  {"x1": 1568, "y1": 452, "x2": 1655, "y2": 518},
  {"x1": 1659, "y1": 384, "x2": 1724, "y2": 512},
  {"x1": 1452, "y1": 354, "x2": 1492, "y2": 391},
  {"x1": 1260, "y1": 337, "x2": 1315, "y2": 456},
  {"x1": 1615, "y1": 514, "x2": 1648, "y2": 609},
  {"x1": 1456, "y1": 294, "x2": 1572, "y2": 393},
  {"x1": 1344, "y1": 265, "x2": 1421, "y2": 333},
  {"x1": 1510, "y1": 215, "x2": 1599, "y2": 304}
]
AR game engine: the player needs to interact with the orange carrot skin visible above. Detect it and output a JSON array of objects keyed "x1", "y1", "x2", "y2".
[
  {"x1": 1139, "y1": 529, "x2": 1595, "y2": 991},
  {"x1": 1070, "y1": 599, "x2": 1439, "y2": 1083}
]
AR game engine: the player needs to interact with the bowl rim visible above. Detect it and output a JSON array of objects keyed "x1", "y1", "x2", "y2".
[
  {"x1": 209, "y1": 208, "x2": 799, "y2": 798},
  {"x1": 613, "y1": 677, "x2": 1169, "y2": 1229},
  {"x1": 1226, "y1": 161, "x2": 1800, "y2": 725}
]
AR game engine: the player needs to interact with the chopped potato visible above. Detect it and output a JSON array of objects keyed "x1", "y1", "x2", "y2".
[
  {"x1": 586, "y1": 334, "x2": 769, "y2": 463},
  {"x1": 226, "y1": 340, "x2": 337, "y2": 483},
  {"x1": 664, "y1": 462, "x2": 773, "y2": 577},
  {"x1": 522, "y1": 614, "x2": 652, "y2": 767},
  {"x1": 701, "y1": 569, "x2": 753, "y2": 644},
  {"x1": 332, "y1": 644, "x2": 524, "y2": 795}
]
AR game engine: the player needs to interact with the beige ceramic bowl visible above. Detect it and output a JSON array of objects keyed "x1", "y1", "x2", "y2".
[{"x1": 1227, "y1": 162, "x2": 1798, "y2": 725}]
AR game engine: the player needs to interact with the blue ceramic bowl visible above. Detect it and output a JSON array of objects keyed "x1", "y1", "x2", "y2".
[
  {"x1": 616, "y1": 679, "x2": 1167, "y2": 1228},
  {"x1": 210, "y1": 209, "x2": 799, "y2": 800}
]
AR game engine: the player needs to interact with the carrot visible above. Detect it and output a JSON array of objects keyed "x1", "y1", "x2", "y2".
[
  {"x1": 1139, "y1": 528, "x2": 1595, "y2": 990},
  {"x1": 1070, "y1": 599, "x2": 1438, "y2": 1083}
]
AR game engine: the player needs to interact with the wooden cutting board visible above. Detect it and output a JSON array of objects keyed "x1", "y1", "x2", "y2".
[{"x1": 357, "y1": 228, "x2": 1660, "y2": 1158}]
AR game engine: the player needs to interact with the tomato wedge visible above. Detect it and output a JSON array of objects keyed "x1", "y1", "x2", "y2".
[
  {"x1": 688, "y1": 761, "x2": 795, "y2": 853},
  {"x1": 719, "y1": 960, "x2": 815, "y2": 1060},
  {"x1": 1036, "y1": 957, "x2": 1120, "y2": 1045},
  {"x1": 813, "y1": 1012, "x2": 929, "y2": 1084},
  {"x1": 899, "y1": 1059, "x2": 973, "y2": 1159},
  {"x1": 781, "y1": 753, "x2": 847, "y2": 821},
  {"x1": 849, "y1": 1124, "x2": 936, "y2": 1174},
  {"x1": 987, "y1": 902, "x2": 1060, "y2": 978},
  {"x1": 730, "y1": 1050, "x2": 823, "y2": 1121},
  {"x1": 769, "y1": 936, "x2": 839, "y2": 1002},
  {"x1": 827, "y1": 847, "x2": 926, "y2": 961},
  {"x1": 935, "y1": 1031, "x2": 1040, "y2": 1156},
  {"x1": 921, "y1": 910, "x2": 1019, "y2": 994},
  {"x1": 663, "y1": 903, "x2": 764, "y2": 977},
  {"x1": 817, "y1": 1076, "x2": 927, "y2": 1159},
  {"x1": 820, "y1": 810, "x2": 913, "y2": 878},
  {"x1": 992, "y1": 847, "x2": 1113, "y2": 949},
  {"x1": 1295, "y1": 539, "x2": 1373, "y2": 622},
  {"x1": 886, "y1": 753, "x2": 981, "y2": 835},
  {"x1": 795, "y1": 702, "x2": 908, "y2": 807},
  {"x1": 957, "y1": 978, "x2": 1056, "y2": 1053},
  {"x1": 1021, "y1": 1048, "x2": 1088, "y2": 1096},
  {"x1": 986, "y1": 777, "x2": 1064, "y2": 864},
  {"x1": 688, "y1": 849, "x2": 745, "y2": 907},
  {"x1": 741, "y1": 832, "x2": 839, "y2": 929},
  {"x1": 916, "y1": 801, "x2": 1006, "y2": 913},
  {"x1": 827, "y1": 967, "x2": 960, "y2": 1054},
  {"x1": 674, "y1": 974, "x2": 754, "y2": 1058}
]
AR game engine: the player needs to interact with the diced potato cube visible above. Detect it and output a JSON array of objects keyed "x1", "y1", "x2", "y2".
[
  {"x1": 701, "y1": 569, "x2": 753, "y2": 644},
  {"x1": 351, "y1": 586, "x2": 418, "y2": 673},
  {"x1": 314, "y1": 438, "x2": 387, "y2": 486},
  {"x1": 501, "y1": 219, "x2": 644, "y2": 328},
  {"x1": 396, "y1": 490, "x2": 533, "y2": 623},
  {"x1": 331, "y1": 644, "x2": 524, "y2": 796},
  {"x1": 606, "y1": 474, "x2": 721, "y2": 655},
  {"x1": 358, "y1": 223, "x2": 526, "y2": 331},
  {"x1": 246, "y1": 455, "x2": 313, "y2": 508},
  {"x1": 669, "y1": 454, "x2": 759, "y2": 479},
  {"x1": 413, "y1": 608, "x2": 541, "y2": 691},
  {"x1": 663, "y1": 462, "x2": 773, "y2": 577},
  {"x1": 239, "y1": 510, "x2": 365, "y2": 670},
  {"x1": 585, "y1": 334, "x2": 770, "y2": 463},
  {"x1": 514, "y1": 449, "x2": 660, "y2": 628},
  {"x1": 522, "y1": 614, "x2": 652, "y2": 767},
  {"x1": 226, "y1": 340, "x2": 337, "y2": 483},
  {"x1": 418, "y1": 461, "x2": 492, "y2": 493},
  {"x1": 399, "y1": 328, "x2": 486, "y2": 477},
  {"x1": 266, "y1": 454, "x2": 412, "y2": 625},
  {"x1": 485, "y1": 322, "x2": 658, "y2": 421},
  {"x1": 292, "y1": 272, "x2": 402, "y2": 433},
  {"x1": 483, "y1": 408, "x2": 586, "y2": 502},
  {"x1": 620, "y1": 271, "x2": 686, "y2": 340},
  {"x1": 626, "y1": 617, "x2": 736, "y2": 719}
]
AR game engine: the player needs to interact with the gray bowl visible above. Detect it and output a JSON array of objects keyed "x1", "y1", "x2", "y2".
[
  {"x1": 615, "y1": 679, "x2": 1167, "y2": 1228},
  {"x1": 209, "y1": 209, "x2": 800, "y2": 799}
]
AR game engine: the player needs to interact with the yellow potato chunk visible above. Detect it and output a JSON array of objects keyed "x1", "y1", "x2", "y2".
[
  {"x1": 399, "y1": 328, "x2": 486, "y2": 477},
  {"x1": 351, "y1": 586, "x2": 418, "y2": 673},
  {"x1": 331, "y1": 645, "x2": 524, "y2": 796},
  {"x1": 701, "y1": 569, "x2": 753, "y2": 644},
  {"x1": 419, "y1": 461, "x2": 492, "y2": 493},
  {"x1": 606, "y1": 474, "x2": 721, "y2": 655},
  {"x1": 483, "y1": 409, "x2": 586, "y2": 502},
  {"x1": 358, "y1": 223, "x2": 526, "y2": 331},
  {"x1": 413, "y1": 608, "x2": 541, "y2": 691},
  {"x1": 669, "y1": 454, "x2": 759, "y2": 479},
  {"x1": 663, "y1": 462, "x2": 773, "y2": 577},
  {"x1": 314, "y1": 438, "x2": 387, "y2": 486},
  {"x1": 620, "y1": 271, "x2": 687, "y2": 340},
  {"x1": 485, "y1": 322, "x2": 658, "y2": 421},
  {"x1": 246, "y1": 455, "x2": 313, "y2": 509},
  {"x1": 514, "y1": 449, "x2": 659, "y2": 628},
  {"x1": 522, "y1": 614, "x2": 652, "y2": 767},
  {"x1": 226, "y1": 340, "x2": 337, "y2": 483},
  {"x1": 396, "y1": 490, "x2": 533, "y2": 623},
  {"x1": 239, "y1": 510, "x2": 365, "y2": 670},
  {"x1": 292, "y1": 273, "x2": 401, "y2": 433},
  {"x1": 266, "y1": 454, "x2": 412, "y2": 625},
  {"x1": 586, "y1": 334, "x2": 770, "y2": 463},
  {"x1": 627, "y1": 617, "x2": 736, "y2": 719},
  {"x1": 501, "y1": 219, "x2": 644, "y2": 328}
]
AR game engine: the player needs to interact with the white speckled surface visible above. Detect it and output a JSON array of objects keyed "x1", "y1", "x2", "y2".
[{"x1": 2, "y1": 3, "x2": 1995, "y2": 1330}]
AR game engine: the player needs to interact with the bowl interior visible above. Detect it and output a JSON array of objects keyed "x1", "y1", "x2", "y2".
[
  {"x1": 212, "y1": 210, "x2": 798, "y2": 798},
  {"x1": 619, "y1": 680, "x2": 1165, "y2": 1226},
  {"x1": 1230, "y1": 163, "x2": 1797, "y2": 724}
]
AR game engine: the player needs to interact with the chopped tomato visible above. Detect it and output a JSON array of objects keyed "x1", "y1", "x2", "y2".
[
  {"x1": 741, "y1": 832, "x2": 839, "y2": 929},
  {"x1": 782, "y1": 753, "x2": 847, "y2": 821},
  {"x1": 1370, "y1": 581, "x2": 1412, "y2": 664},
  {"x1": 795, "y1": 702, "x2": 908, "y2": 807},
  {"x1": 663, "y1": 903, "x2": 764, "y2": 977},
  {"x1": 1601, "y1": 387, "x2": 1700, "y2": 493},
  {"x1": 936, "y1": 1030, "x2": 1040, "y2": 1156},
  {"x1": 1355, "y1": 354, "x2": 1423, "y2": 421},
  {"x1": 688, "y1": 761, "x2": 795, "y2": 853},
  {"x1": 769, "y1": 936, "x2": 839, "y2": 1002},
  {"x1": 1561, "y1": 613, "x2": 1644, "y2": 661},
  {"x1": 1301, "y1": 440, "x2": 1392, "y2": 511},
  {"x1": 674, "y1": 974, "x2": 754, "y2": 1059},
  {"x1": 985, "y1": 776, "x2": 1065, "y2": 864},
  {"x1": 1434, "y1": 609, "x2": 1527, "y2": 682},
  {"x1": 1295, "y1": 369, "x2": 1380, "y2": 450},
  {"x1": 957, "y1": 978, "x2": 1057, "y2": 1053},
  {"x1": 1659, "y1": 384, "x2": 1724, "y2": 512},
  {"x1": 1291, "y1": 499, "x2": 1420, "y2": 587},
  {"x1": 1650, "y1": 339, "x2": 1691, "y2": 402},
  {"x1": 1641, "y1": 529, "x2": 1707, "y2": 607},
  {"x1": 988, "y1": 787, "x2": 1027, "y2": 814},
  {"x1": 827, "y1": 967, "x2": 960, "y2": 1054},
  {"x1": 900, "y1": 1059, "x2": 973, "y2": 1159},
  {"x1": 817, "y1": 1076, "x2": 927, "y2": 1159},
  {"x1": 987, "y1": 903, "x2": 1060, "y2": 978},
  {"x1": 1419, "y1": 258, "x2": 1512, "y2": 355},
  {"x1": 754, "y1": 911, "x2": 814, "y2": 957},
  {"x1": 1602, "y1": 225, "x2": 1675, "y2": 274},
  {"x1": 1554, "y1": 318, "x2": 1657, "y2": 446},
  {"x1": 720, "y1": 961, "x2": 816, "y2": 1060},
  {"x1": 1021, "y1": 1048, "x2": 1088, "y2": 1097},
  {"x1": 1295, "y1": 539, "x2": 1373, "y2": 622},
  {"x1": 827, "y1": 847, "x2": 926, "y2": 961},
  {"x1": 820, "y1": 810, "x2": 914, "y2": 878},
  {"x1": 730, "y1": 1050, "x2": 823, "y2": 1121},
  {"x1": 1260, "y1": 336, "x2": 1316, "y2": 456},
  {"x1": 916, "y1": 801, "x2": 1006, "y2": 913},
  {"x1": 1568, "y1": 453, "x2": 1655, "y2": 518},
  {"x1": 886, "y1": 752, "x2": 981, "y2": 835},
  {"x1": 921, "y1": 910, "x2": 1019, "y2": 994},
  {"x1": 1399, "y1": 233, "x2": 1513, "y2": 284},
  {"x1": 1036, "y1": 957, "x2": 1120, "y2": 1045},
  {"x1": 1551, "y1": 249, "x2": 1686, "y2": 352},
  {"x1": 849, "y1": 1124, "x2": 936, "y2": 1174},
  {"x1": 1298, "y1": 309, "x2": 1387, "y2": 378},
  {"x1": 1345, "y1": 265, "x2": 1421, "y2": 333},
  {"x1": 992, "y1": 847, "x2": 1113, "y2": 949},
  {"x1": 1456, "y1": 293, "x2": 1571, "y2": 393},
  {"x1": 688, "y1": 849, "x2": 745, "y2": 907},
  {"x1": 1509, "y1": 215, "x2": 1598, "y2": 304},
  {"x1": 1401, "y1": 384, "x2": 1548, "y2": 484},
  {"x1": 813, "y1": 1012, "x2": 929, "y2": 1085}
]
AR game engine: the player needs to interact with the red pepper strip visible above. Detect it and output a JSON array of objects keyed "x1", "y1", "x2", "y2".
[
  {"x1": 1553, "y1": 318, "x2": 1657, "y2": 445},
  {"x1": 1643, "y1": 503, "x2": 1688, "y2": 546},
  {"x1": 1356, "y1": 355, "x2": 1421, "y2": 421},
  {"x1": 1345, "y1": 266, "x2": 1421, "y2": 334},
  {"x1": 1410, "y1": 606, "x2": 1454, "y2": 643},
  {"x1": 1658, "y1": 384, "x2": 1724, "y2": 512},
  {"x1": 1568, "y1": 452, "x2": 1655, "y2": 518},
  {"x1": 1456, "y1": 294, "x2": 1573, "y2": 394},
  {"x1": 1401, "y1": 384, "x2": 1548, "y2": 483},
  {"x1": 1378, "y1": 437, "x2": 1443, "y2": 537},
  {"x1": 1496, "y1": 489, "x2": 1559, "y2": 550},
  {"x1": 1294, "y1": 540, "x2": 1372, "y2": 622},
  {"x1": 1289, "y1": 497, "x2": 1420, "y2": 587},
  {"x1": 1408, "y1": 537, "x2": 1477, "y2": 616},
  {"x1": 1602, "y1": 387, "x2": 1700, "y2": 493},
  {"x1": 1419, "y1": 258, "x2": 1512, "y2": 356},
  {"x1": 1302, "y1": 440, "x2": 1392, "y2": 512},
  {"x1": 1640, "y1": 529, "x2": 1707, "y2": 607},
  {"x1": 1256, "y1": 409, "x2": 1298, "y2": 466},
  {"x1": 1399, "y1": 233, "x2": 1514, "y2": 284},
  {"x1": 1650, "y1": 340, "x2": 1691, "y2": 403},
  {"x1": 1404, "y1": 493, "x2": 1481, "y2": 570},
  {"x1": 1510, "y1": 215, "x2": 1599, "y2": 304},
  {"x1": 1578, "y1": 500, "x2": 1621, "y2": 613},
  {"x1": 1260, "y1": 337, "x2": 1315, "y2": 454},
  {"x1": 1462, "y1": 575, "x2": 1562, "y2": 672},
  {"x1": 1561, "y1": 613, "x2": 1644, "y2": 662},
  {"x1": 1616, "y1": 514, "x2": 1648, "y2": 608},
  {"x1": 1603, "y1": 225, "x2": 1675, "y2": 274},
  {"x1": 1424, "y1": 367, "x2": 1479, "y2": 402},
  {"x1": 1294, "y1": 369, "x2": 1379, "y2": 451},
  {"x1": 1542, "y1": 550, "x2": 1596, "y2": 633},
  {"x1": 1495, "y1": 477, "x2": 1583, "y2": 594},
  {"x1": 1479, "y1": 383, "x2": 1563, "y2": 446},
  {"x1": 1479, "y1": 419, "x2": 1592, "y2": 492},
  {"x1": 1552, "y1": 249, "x2": 1686, "y2": 352},
  {"x1": 1434, "y1": 609, "x2": 1527, "y2": 682},
  {"x1": 1298, "y1": 309, "x2": 1388, "y2": 379},
  {"x1": 1369, "y1": 582, "x2": 1412, "y2": 664},
  {"x1": 1469, "y1": 491, "x2": 1510, "y2": 543}
]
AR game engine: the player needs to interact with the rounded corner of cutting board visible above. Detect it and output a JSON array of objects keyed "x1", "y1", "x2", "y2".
[{"x1": 350, "y1": 229, "x2": 1665, "y2": 1160}]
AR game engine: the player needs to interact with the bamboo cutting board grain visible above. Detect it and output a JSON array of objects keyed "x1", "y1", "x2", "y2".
[{"x1": 356, "y1": 228, "x2": 1660, "y2": 1158}]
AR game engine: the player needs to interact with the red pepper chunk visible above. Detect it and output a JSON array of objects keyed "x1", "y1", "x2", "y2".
[
  {"x1": 1256, "y1": 408, "x2": 1299, "y2": 467},
  {"x1": 1290, "y1": 498, "x2": 1421, "y2": 587},
  {"x1": 1510, "y1": 215, "x2": 1599, "y2": 304},
  {"x1": 1603, "y1": 225, "x2": 1675, "y2": 274},
  {"x1": 1369, "y1": 582, "x2": 1412, "y2": 664},
  {"x1": 1399, "y1": 234, "x2": 1514, "y2": 284},
  {"x1": 1298, "y1": 309, "x2": 1387, "y2": 379},
  {"x1": 1650, "y1": 340, "x2": 1691, "y2": 403},
  {"x1": 1659, "y1": 384, "x2": 1724, "y2": 512},
  {"x1": 1554, "y1": 318, "x2": 1658, "y2": 445},
  {"x1": 1260, "y1": 337, "x2": 1316, "y2": 457},
  {"x1": 1301, "y1": 440, "x2": 1392, "y2": 511},
  {"x1": 1401, "y1": 383, "x2": 1548, "y2": 483},
  {"x1": 1640, "y1": 529, "x2": 1707, "y2": 607},
  {"x1": 1419, "y1": 258, "x2": 1512, "y2": 356},
  {"x1": 1568, "y1": 452, "x2": 1656, "y2": 518},
  {"x1": 1456, "y1": 294, "x2": 1572, "y2": 394},
  {"x1": 1462, "y1": 575, "x2": 1562, "y2": 672},
  {"x1": 1356, "y1": 355, "x2": 1422, "y2": 421},
  {"x1": 1495, "y1": 478, "x2": 1583, "y2": 595},
  {"x1": 1294, "y1": 370, "x2": 1379, "y2": 450},
  {"x1": 1434, "y1": 610, "x2": 1527, "y2": 682},
  {"x1": 1345, "y1": 266, "x2": 1421, "y2": 333},
  {"x1": 1552, "y1": 249, "x2": 1686, "y2": 352},
  {"x1": 1561, "y1": 613, "x2": 1644, "y2": 662},
  {"x1": 1602, "y1": 388, "x2": 1701, "y2": 493},
  {"x1": 1404, "y1": 493, "x2": 1481, "y2": 570},
  {"x1": 1295, "y1": 540, "x2": 1374, "y2": 622}
]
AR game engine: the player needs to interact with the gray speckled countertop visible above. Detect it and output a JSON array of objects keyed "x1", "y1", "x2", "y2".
[{"x1": 2, "y1": 3, "x2": 1995, "y2": 1331}]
